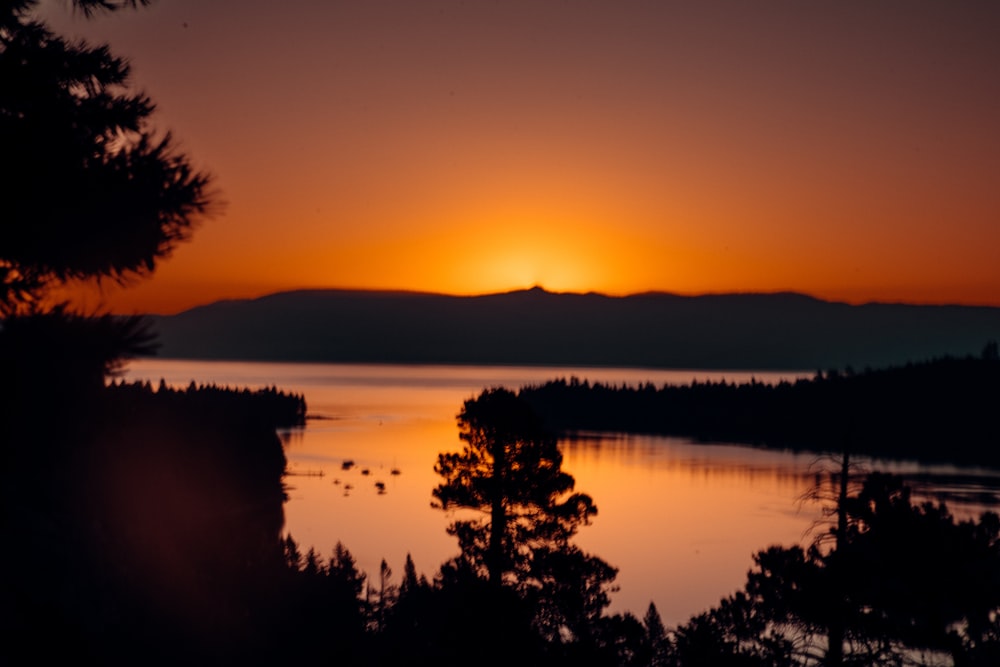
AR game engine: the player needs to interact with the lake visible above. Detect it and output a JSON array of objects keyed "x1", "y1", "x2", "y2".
[{"x1": 122, "y1": 359, "x2": 1000, "y2": 627}]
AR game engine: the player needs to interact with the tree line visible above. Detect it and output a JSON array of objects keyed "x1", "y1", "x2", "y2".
[
  {"x1": 107, "y1": 378, "x2": 307, "y2": 429},
  {"x1": 519, "y1": 349, "x2": 1000, "y2": 466}
]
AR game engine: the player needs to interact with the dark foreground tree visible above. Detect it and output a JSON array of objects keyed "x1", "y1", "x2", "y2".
[
  {"x1": 433, "y1": 387, "x2": 618, "y2": 643},
  {"x1": 0, "y1": 3, "x2": 249, "y2": 664},
  {"x1": 670, "y1": 473, "x2": 1000, "y2": 666},
  {"x1": 434, "y1": 387, "x2": 598, "y2": 585},
  {"x1": 0, "y1": 0, "x2": 212, "y2": 313}
]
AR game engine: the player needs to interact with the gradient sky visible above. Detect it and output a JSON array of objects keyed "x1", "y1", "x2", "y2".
[{"x1": 44, "y1": 0, "x2": 1000, "y2": 314}]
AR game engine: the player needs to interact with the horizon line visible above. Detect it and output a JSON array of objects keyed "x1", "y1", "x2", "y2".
[{"x1": 143, "y1": 284, "x2": 1000, "y2": 317}]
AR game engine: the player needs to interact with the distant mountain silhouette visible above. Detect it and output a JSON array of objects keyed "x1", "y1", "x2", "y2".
[{"x1": 148, "y1": 288, "x2": 1000, "y2": 370}]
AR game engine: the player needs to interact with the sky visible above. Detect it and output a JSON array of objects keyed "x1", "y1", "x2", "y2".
[{"x1": 42, "y1": 0, "x2": 1000, "y2": 314}]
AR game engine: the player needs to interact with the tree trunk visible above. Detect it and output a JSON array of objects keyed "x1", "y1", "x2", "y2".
[
  {"x1": 488, "y1": 438, "x2": 506, "y2": 587},
  {"x1": 826, "y1": 451, "x2": 850, "y2": 666}
]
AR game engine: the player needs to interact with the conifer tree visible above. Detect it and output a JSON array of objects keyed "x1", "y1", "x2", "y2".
[
  {"x1": 0, "y1": 0, "x2": 212, "y2": 314},
  {"x1": 433, "y1": 387, "x2": 599, "y2": 588}
]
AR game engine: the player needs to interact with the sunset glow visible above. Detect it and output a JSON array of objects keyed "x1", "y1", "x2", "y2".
[{"x1": 43, "y1": 1, "x2": 1000, "y2": 314}]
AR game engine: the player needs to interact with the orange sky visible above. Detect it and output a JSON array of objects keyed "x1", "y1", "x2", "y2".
[{"x1": 44, "y1": 1, "x2": 1000, "y2": 314}]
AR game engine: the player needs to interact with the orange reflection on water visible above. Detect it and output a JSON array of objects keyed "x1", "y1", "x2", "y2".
[
  {"x1": 280, "y1": 413, "x2": 460, "y2": 582},
  {"x1": 560, "y1": 435, "x2": 822, "y2": 623},
  {"x1": 122, "y1": 360, "x2": 829, "y2": 625}
]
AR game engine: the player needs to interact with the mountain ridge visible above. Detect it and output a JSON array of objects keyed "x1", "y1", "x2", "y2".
[{"x1": 148, "y1": 288, "x2": 1000, "y2": 370}]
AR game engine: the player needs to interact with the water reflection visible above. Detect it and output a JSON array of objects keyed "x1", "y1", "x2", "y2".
[
  {"x1": 849, "y1": 460, "x2": 1000, "y2": 518},
  {"x1": 557, "y1": 433, "x2": 824, "y2": 622},
  {"x1": 564, "y1": 432, "x2": 821, "y2": 481},
  {"x1": 123, "y1": 359, "x2": 1000, "y2": 627}
]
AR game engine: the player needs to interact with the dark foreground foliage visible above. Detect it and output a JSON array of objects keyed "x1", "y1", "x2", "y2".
[
  {"x1": 5, "y1": 310, "x2": 999, "y2": 665},
  {"x1": 8, "y1": 350, "x2": 1000, "y2": 664},
  {"x1": 274, "y1": 463, "x2": 1000, "y2": 666},
  {"x1": 672, "y1": 470, "x2": 1000, "y2": 666},
  {"x1": 2, "y1": 355, "x2": 290, "y2": 663},
  {"x1": 1, "y1": 0, "x2": 212, "y2": 313},
  {"x1": 520, "y1": 351, "x2": 1000, "y2": 466}
]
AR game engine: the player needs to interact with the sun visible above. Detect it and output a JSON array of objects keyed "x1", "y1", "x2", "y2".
[
  {"x1": 454, "y1": 219, "x2": 614, "y2": 294},
  {"x1": 483, "y1": 250, "x2": 596, "y2": 293}
]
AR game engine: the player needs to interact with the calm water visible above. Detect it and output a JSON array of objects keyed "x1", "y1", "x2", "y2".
[{"x1": 122, "y1": 359, "x2": 1000, "y2": 626}]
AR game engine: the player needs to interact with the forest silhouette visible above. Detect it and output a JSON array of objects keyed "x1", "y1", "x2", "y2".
[
  {"x1": 520, "y1": 350, "x2": 1000, "y2": 467},
  {"x1": 5, "y1": 2, "x2": 1000, "y2": 665}
]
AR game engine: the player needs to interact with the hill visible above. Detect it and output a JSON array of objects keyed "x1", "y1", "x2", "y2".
[{"x1": 149, "y1": 288, "x2": 1000, "y2": 370}]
